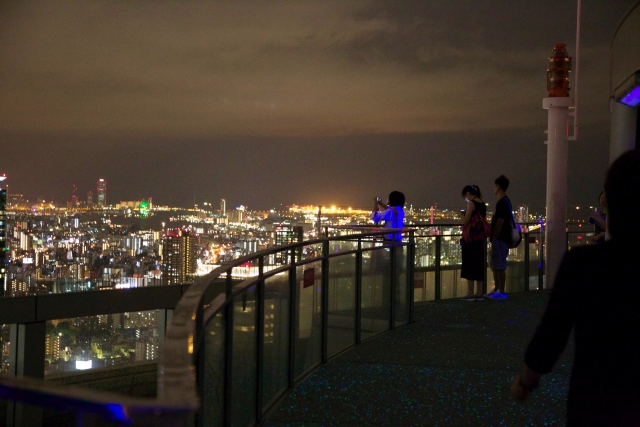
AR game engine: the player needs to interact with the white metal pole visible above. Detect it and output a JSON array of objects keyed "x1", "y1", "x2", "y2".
[
  {"x1": 571, "y1": 0, "x2": 581, "y2": 140},
  {"x1": 543, "y1": 97, "x2": 572, "y2": 287}
]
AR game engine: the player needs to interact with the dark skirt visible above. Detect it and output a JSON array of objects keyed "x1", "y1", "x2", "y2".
[{"x1": 461, "y1": 238, "x2": 485, "y2": 281}]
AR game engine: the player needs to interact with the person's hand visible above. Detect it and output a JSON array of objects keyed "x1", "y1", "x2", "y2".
[
  {"x1": 590, "y1": 210, "x2": 602, "y2": 221},
  {"x1": 511, "y1": 365, "x2": 540, "y2": 402},
  {"x1": 511, "y1": 373, "x2": 531, "y2": 402}
]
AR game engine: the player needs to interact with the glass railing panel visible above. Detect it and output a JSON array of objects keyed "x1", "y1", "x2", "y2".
[
  {"x1": 394, "y1": 246, "x2": 409, "y2": 327},
  {"x1": 263, "y1": 249, "x2": 292, "y2": 268},
  {"x1": 231, "y1": 259, "x2": 262, "y2": 280},
  {"x1": 413, "y1": 269, "x2": 436, "y2": 302},
  {"x1": 527, "y1": 232, "x2": 543, "y2": 290},
  {"x1": 440, "y1": 267, "x2": 463, "y2": 300},
  {"x1": 231, "y1": 288, "x2": 256, "y2": 426},
  {"x1": 294, "y1": 262, "x2": 322, "y2": 380},
  {"x1": 44, "y1": 310, "x2": 160, "y2": 377},
  {"x1": 506, "y1": 260, "x2": 526, "y2": 293},
  {"x1": 327, "y1": 254, "x2": 356, "y2": 358},
  {"x1": 440, "y1": 236, "x2": 462, "y2": 266},
  {"x1": 262, "y1": 272, "x2": 290, "y2": 410},
  {"x1": 414, "y1": 236, "x2": 436, "y2": 268},
  {"x1": 300, "y1": 243, "x2": 324, "y2": 262},
  {"x1": 328, "y1": 239, "x2": 358, "y2": 255},
  {"x1": 567, "y1": 230, "x2": 593, "y2": 250},
  {"x1": 202, "y1": 311, "x2": 225, "y2": 427},
  {"x1": 361, "y1": 247, "x2": 391, "y2": 341}
]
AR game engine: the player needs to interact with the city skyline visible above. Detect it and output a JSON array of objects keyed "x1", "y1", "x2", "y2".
[{"x1": 0, "y1": 1, "x2": 633, "y2": 212}]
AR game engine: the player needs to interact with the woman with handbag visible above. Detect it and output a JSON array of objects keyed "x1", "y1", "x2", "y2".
[{"x1": 460, "y1": 185, "x2": 489, "y2": 301}]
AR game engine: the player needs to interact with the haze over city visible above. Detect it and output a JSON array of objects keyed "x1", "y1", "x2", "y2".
[{"x1": 0, "y1": 0, "x2": 633, "y2": 211}]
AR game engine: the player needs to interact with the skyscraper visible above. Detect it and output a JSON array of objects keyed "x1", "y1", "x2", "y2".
[
  {"x1": 220, "y1": 198, "x2": 226, "y2": 217},
  {"x1": 0, "y1": 185, "x2": 6, "y2": 296},
  {"x1": 162, "y1": 229, "x2": 197, "y2": 285},
  {"x1": 97, "y1": 179, "x2": 107, "y2": 208}
]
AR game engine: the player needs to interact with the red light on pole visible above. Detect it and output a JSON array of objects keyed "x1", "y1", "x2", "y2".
[{"x1": 547, "y1": 43, "x2": 572, "y2": 97}]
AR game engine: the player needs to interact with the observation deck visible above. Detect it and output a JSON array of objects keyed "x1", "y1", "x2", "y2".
[{"x1": 0, "y1": 225, "x2": 591, "y2": 426}]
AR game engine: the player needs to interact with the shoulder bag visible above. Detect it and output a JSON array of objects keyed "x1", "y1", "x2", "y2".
[{"x1": 462, "y1": 205, "x2": 491, "y2": 243}]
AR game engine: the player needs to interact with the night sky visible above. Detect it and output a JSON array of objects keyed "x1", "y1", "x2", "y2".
[{"x1": 0, "y1": 1, "x2": 633, "y2": 213}]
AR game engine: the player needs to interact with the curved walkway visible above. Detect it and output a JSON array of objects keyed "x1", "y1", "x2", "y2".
[{"x1": 265, "y1": 290, "x2": 572, "y2": 426}]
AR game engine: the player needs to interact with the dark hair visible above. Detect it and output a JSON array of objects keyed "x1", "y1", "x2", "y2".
[
  {"x1": 461, "y1": 185, "x2": 482, "y2": 199},
  {"x1": 605, "y1": 150, "x2": 640, "y2": 240},
  {"x1": 388, "y1": 191, "x2": 405, "y2": 207},
  {"x1": 495, "y1": 175, "x2": 510, "y2": 192}
]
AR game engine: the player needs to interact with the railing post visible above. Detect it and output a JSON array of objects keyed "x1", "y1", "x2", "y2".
[
  {"x1": 288, "y1": 247, "x2": 297, "y2": 388},
  {"x1": 223, "y1": 270, "x2": 234, "y2": 427},
  {"x1": 524, "y1": 232, "x2": 530, "y2": 291},
  {"x1": 255, "y1": 257, "x2": 264, "y2": 425},
  {"x1": 389, "y1": 243, "x2": 397, "y2": 330},
  {"x1": 321, "y1": 239, "x2": 329, "y2": 363},
  {"x1": 482, "y1": 239, "x2": 488, "y2": 295},
  {"x1": 195, "y1": 298, "x2": 205, "y2": 427},
  {"x1": 355, "y1": 237, "x2": 362, "y2": 344},
  {"x1": 539, "y1": 224, "x2": 545, "y2": 290},
  {"x1": 408, "y1": 231, "x2": 415, "y2": 323},
  {"x1": 434, "y1": 235, "x2": 442, "y2": 301}
]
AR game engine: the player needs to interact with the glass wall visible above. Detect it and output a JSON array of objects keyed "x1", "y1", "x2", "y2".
[
  {"x1": 44, "y1": 310, "x2": 160, "y2": 376},
  {"x1": 326, "y1": 254, "x2": 356, "y2": 358}
]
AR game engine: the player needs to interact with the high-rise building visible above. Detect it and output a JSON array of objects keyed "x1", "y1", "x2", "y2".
[
  {"x1": 97, "y1": 179, "x2": 107, "y2": 207},
  {"x1": 87, "y1": 191, "x2": 94, "y2": 207},
  {"x1": 220, "y1": 198, "x2": 226, "y2": 217},
  {"x1": 162, "y1": 229, "x2": 197, "y2": 285},
  {"x1": 71, "y1": 184, "x2": 79, "y2": 208}
]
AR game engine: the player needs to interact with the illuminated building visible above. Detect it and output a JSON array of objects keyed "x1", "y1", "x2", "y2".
[
  {"x1": 139, "y1": 199, "x2": 150, "y2": 216},
  {"x1": 162, "y1": 229, "x2": 197, "y2": 285},
  {"x1": 220, "y1": 198, "x2": 226, "y2": 217},
  {"x1": 71, "y1": 184, "x2": 79, "y2": 208},
  {"x1": 97, "y1": 179, "x2": 107, "y2": 207},
  {"x1": 87, "y1": 191, "x2": 94, "y2": 207},
  {"x1": 0, "y1": 180, "x2": 6, "y2": 296},
  {"x1": 45, "y1": 334, "x2": 61, "y2": 360}
]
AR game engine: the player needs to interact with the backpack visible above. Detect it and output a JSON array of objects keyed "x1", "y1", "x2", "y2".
[{"x1": 504, "y1": 197, "x2": 522, "y2": 248}]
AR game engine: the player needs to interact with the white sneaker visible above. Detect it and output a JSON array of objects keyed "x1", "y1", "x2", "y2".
[{"x1": 491, "y1": 291, "x2": 508, "y2": 299}]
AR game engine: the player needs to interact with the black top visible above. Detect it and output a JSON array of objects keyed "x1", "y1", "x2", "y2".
[
  {"x1": 471, "y1": 199, "x2": 487, "y2": 219},
  {"x1": 524, "y1": 241, "x2": 640, "y2": 425},
  {"x1": 491, "y1": 196, "x2": 512, "y2": 244}
]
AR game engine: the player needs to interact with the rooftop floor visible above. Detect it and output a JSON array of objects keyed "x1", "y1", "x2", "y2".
[{"x1": 265, "y1": 290, "x2": 572, "y2": 426}]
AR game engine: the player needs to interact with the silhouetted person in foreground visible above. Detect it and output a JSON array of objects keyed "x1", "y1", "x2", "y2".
[{"x1": 512, "y1": 150, "x2": 640, "y2": 426}]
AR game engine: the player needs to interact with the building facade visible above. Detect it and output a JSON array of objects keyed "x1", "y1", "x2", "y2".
[{"x1": 161, "y1": 229, "x2": 197, "y2": 285}]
